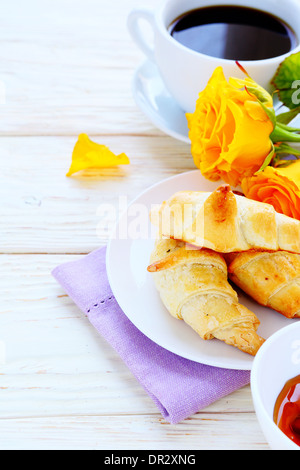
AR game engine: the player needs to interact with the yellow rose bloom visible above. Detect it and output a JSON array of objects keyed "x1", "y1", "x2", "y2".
[
  {"x1": 186, "y1": 67, "x2": 274, "y2": 187},
  {"x1": 241, "y1": 160, "x2": 300, "y2": 220}
]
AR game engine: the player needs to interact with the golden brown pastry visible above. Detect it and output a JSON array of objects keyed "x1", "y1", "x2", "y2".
[
  {"x1": 150, "y1": 185, "x2": 300, "y2": 254},
  {"x1": 147, "y1": 239, "x2": 265, "y2": 356},
  {"x1": 227, "y1": 251, "x2": 300, "y2": 319}
]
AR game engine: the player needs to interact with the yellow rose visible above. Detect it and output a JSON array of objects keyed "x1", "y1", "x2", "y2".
[
  {"x1": 186, "y1": 67, "x2": 274, "y2": 187},
  {"x1": 241, "y1": 160, "x2": 300, "y2": 220}
]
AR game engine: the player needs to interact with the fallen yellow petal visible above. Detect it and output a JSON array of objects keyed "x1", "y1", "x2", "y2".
[{"x1": 66, "y1": 134, "x2": 130, "y2": 176}]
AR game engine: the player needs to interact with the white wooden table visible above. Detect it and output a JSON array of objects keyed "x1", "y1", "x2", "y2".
[{"x1": 0, "y1": 0, "x2": 270, "y2": 450}]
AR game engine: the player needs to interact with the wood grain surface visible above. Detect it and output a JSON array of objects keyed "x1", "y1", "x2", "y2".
[{"x1": 0, "y1": 0, "x2": 270, "y2": 450}]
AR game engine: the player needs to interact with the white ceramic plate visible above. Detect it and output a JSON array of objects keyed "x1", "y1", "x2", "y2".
[
  {"x1": 132, "y1": 59, "x2": 190, "y2": 143},
  {"x1": 106, "y1": 171, "x2": 296, "y2": 370}
]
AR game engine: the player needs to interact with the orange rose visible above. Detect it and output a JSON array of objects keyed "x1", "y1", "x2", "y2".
[
  {"x1": 186, "y1": 67, "x2": 274, "y2": 187},
  {"x1": 241, "y1": 160, "x2": 300, "y2": 220}
]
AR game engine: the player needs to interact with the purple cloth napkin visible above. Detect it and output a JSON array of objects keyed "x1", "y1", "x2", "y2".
[{"x1": 52, "y1": 247, "x2": 250, "y2": 424}]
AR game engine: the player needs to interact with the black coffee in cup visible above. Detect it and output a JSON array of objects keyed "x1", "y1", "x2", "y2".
[{"x1": 169, "y1": 6, "x2": 298, "y2": 61}]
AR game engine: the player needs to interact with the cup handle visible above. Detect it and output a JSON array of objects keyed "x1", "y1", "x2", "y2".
[{"x1": 127, "y1": 8, "x2": 156, "y2": 62}]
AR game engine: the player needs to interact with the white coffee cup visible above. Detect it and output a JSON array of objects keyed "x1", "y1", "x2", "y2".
[{"x1": 128, "y1": 0, "x2": 300, "y2": 113}]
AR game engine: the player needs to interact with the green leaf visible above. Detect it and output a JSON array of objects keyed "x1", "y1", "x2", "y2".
[
  {"x1": 275, "y1": 162, "x2": 296, "y2": 168},
  {"x1": 274, "y1": 142, "x2": 300, "y2": 157},
  {"x1": 244, "y1": 85, "x2": 276, "y2": 127},
  {"x1": 257, "y1": 143, "x2": 275, "y2": 173},
  {"x1": 276, "y1": 122, "x2": 300, "y2": 133},
  {"x1": 272, "y1": 52, "x2": 300, "y2": 110},
  {"x1": 245, "y1": 85, "x2": 272, "y2": 105},
  {"x1": 276, "y1": 106, "x2": 300, "y2": 124},
  {"x1": 271, "y1": 143, "x2": 300, "y2": 168},
  {"x1": 259, "y1": 100, "x2": 276, "y2": 128},
  {"x1": 271, "y1": 124, "x2": 300, "y2": 143}
]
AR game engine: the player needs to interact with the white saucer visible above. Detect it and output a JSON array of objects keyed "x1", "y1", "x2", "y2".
[{"x1": 132, "y1": 60, "x2": 190, "y2": 144}]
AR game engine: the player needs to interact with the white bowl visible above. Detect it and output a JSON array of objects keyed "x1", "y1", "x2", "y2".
[{"x1": 251, "y1": 321, "x2": 300, "y2": 450}]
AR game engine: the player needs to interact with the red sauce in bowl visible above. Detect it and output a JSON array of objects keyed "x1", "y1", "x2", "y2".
[{"x1": 274, "y1": 375, "x2": 300, "y2": 447}]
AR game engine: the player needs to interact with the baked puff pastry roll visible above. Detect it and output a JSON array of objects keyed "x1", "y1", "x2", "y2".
[
  {"x1": 147, "y1": 239, "x2": 265, "y2": 356},
  {"x1": 150, "y1": 185, "x2": 300, "y2": 254},
  {"x1": 227, "y1": 251, "x2": 300, "y2": 319}
]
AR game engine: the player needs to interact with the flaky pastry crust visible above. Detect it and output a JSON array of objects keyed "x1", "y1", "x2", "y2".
[
  {"x1": 150, "y1": 185, "x2": 300, "y2": 254},
  {"x1": 228, "y1": 251, "x2": 300, "y2": 318},
  {"x1": 148, "y1": 239, "x2": 265, "y2": 356}
]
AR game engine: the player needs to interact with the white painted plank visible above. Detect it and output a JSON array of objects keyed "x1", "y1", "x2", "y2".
[
  {"x1": 0, "y1": 136, "x2": 193, "y2": 253},
  {"x1": 0, "y1": 254, "x2": 255, "y2": 420},
  {"x1": 0, "y1": 253, "x2": 268, "y2": 448},
  {"x1": 0, "y1": 414, "x2": 269, "y2": 450},
  {"x1": 0, "y1": 0, "x2": 274, "y2": 449},
  {"x1": 0, "y1": 0, "x2": 162, "y2": 136}
]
